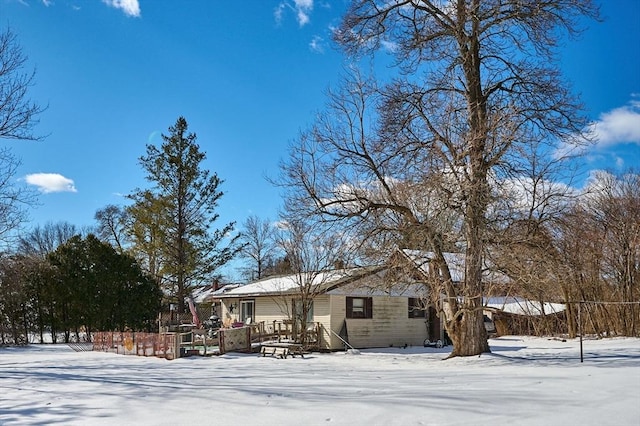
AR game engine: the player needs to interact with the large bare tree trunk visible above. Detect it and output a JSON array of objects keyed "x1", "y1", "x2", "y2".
[{"x1": 448, "y1": 303, "x2": 489, "y2": 356}]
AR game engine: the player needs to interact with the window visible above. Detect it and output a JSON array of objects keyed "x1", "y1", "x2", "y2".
[
  {"x1": 346, "y1": 297, "x2": 372, "y2": 319},
  {"x1": 293, "y1": 299, "x2": 314, "y2": 324},
  {"x1": 408, "y1": 298, "x2": 427, "y2": 318},
  {"x1": 240, "y1": 299, "x2": 254, "y2": 324}
]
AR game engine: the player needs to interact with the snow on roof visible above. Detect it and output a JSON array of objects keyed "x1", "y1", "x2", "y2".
[
  {"x1": 191, "y1": 283, "x2": 242, "y2": 303},
  {"x1": 218, "y1": 268, "x2": 374, "y2": 298},
  {"x1": 326, "y1": 281, "x2": 429, "y2": 298},
  {"x1": 218, "y1": 266, "x2": 429, "y2": 299},
  {"x1": 484, "y1": 297, "x2": 566, "y2": 316}
]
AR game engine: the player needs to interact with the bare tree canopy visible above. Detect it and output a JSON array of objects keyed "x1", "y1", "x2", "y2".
[
  {"x1": 279, "y1": 0, "x2": 599, "y2": 357},
  {"x1": 94, "y1": 204, "x2": 129, "y2": 254},
  {"x1": 0, "y1": 26, "x2": 45, "y2": 142},
  {"x1": 0, "y1": 148, "x2": 37, "y2": 247},
  {"x1": 0, "y1": 27, "x2": 44, "y2": 245},
  {"x1": 17, "y1": 221, "x2": 80, "y2": 258},
  {"x1": 238, "y1": 215, "x2": 278, "y2": 281},
  {"x1": 273, "y1": 217, "x2": 356, "y2": 345}
]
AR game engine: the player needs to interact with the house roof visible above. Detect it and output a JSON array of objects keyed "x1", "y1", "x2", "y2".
[
  {"x1": 326, "y1": 280, "x2": 429, "y2": 298},
  {"x1": 214, "y1": 268, "x2": 355, "y2": 298},
  {"x1": 484, "y1": 297, "x2": 566, "y2": 316},
  {"x1": 215, "y1": 266, "x2": 427, "y2": 299},
  {"x1": 192, "y1": 283, "x2": 242, "y2": 303}
]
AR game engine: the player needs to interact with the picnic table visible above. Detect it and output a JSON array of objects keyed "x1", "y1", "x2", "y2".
[{"x1": 260, "y1": 342, "x2": 304, "y2": 359}]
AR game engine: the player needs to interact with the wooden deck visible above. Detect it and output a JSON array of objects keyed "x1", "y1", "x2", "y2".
[{"x1": 248, "y1": 320, "x2": 320, "y2": 351}]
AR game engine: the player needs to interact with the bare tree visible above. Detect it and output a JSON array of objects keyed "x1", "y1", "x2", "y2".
[
  {"x1": 0, "y1": 148, "x2": 36, "y2": 248},
  {"x1": 238, "y1": 215, "x2": 278, "y2": 281},
  {"x1": 0, "y1": 26, "x2": 45, "y2": 141},
  {"x1": 589, "y1": 171, "x2": 639, "y2": 313},
  {"x1": 17, "y1": 221, "x2": 80, "y2": 258},
  {"x1": 273, "y1": 217, "x2": 354, "y2": 346},
  {"x1": 560, "y1": 171, "x2": 640, "y2": 337},
  {"x1": 487, "y1": 144, "x2": 586, "y2": 337},
  {"x1": 94, "y1": 204, "x2": 129, "y2": 254},
  {"x1": 280, "y1": 1, "x2": 598, "y2": 356},
  {"x1": 0, "y1": 26, "x2": 46, "y2": 247}
]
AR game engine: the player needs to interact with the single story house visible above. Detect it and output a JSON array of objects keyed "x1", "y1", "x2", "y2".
[{"x1": 214, "y1": 266, "x2": 440, "y2": 351}]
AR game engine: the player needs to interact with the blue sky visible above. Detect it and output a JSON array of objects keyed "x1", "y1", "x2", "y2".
[
  {"x1": 3, "y1": 0, "x2": 353, "y2": 230},
  {"x1": 1, "y1": 0, "x2": 639, "y2": 270}
]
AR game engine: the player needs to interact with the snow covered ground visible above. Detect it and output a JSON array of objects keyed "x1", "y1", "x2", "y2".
[{"x1": 1, "y1": 336, "x2": 639, "y2": 426}]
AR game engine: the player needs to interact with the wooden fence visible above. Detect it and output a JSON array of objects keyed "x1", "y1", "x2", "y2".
[{"x1": 92, "y1": 331, "x2": 179, "y2": 360}]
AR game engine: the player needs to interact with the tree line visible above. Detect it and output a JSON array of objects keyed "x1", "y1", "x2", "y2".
[{"x1": 0, "y1": 232, "x2": 162, "y2": 344}]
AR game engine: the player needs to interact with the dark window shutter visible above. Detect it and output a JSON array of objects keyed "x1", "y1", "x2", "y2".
[
  {"x1": 346, "y1": 297, "x2": 353, "y2": 319},
  {"x1": 366, "y1": 297, "x2": 373, "y2": 319}
]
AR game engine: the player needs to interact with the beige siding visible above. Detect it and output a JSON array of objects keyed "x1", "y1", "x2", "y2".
[
  {"x1": 250, "y1": 296, "x2": 291, "y2": 335},
  {"x1": 253, "y1": 294, "x2": 335, "y2": 350},
  {"x1": 228, "y1": 295, "x2": 326, "y2": 339},
  {"x1": 219, "y1": 299, "x2": 239, "y2": 326},
  {"x1": 345, "y1": 296, "x2": 428, "y2": 349},
  {"x1": 254, "y1": 296, "x2": 292, "y2": 322},
  {"x1": 222, "y1": 294, "x2": 428, "y2": 350},
  {"x1": 312, "y1": 295, "x2": 332, "y2": 350},
  {"x1": 221, "y1": 296, "x2": 291, "y2": 329},
  {"x1": 328, "y1": 295, "x2": 347, "y2": 350}
]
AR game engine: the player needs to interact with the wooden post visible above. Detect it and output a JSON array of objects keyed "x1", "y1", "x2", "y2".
[{"x1": 578, "y1": 302, "x2": 583, "y2": 363}]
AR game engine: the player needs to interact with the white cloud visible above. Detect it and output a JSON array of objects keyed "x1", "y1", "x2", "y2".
[
  {"x1": 497, "y1": 176, "x2": 576, "y2": 217},
  {"x1": 296, "y1": 7, "x2": 311, "y2": 26},
  {"x1": 588, "y1": 99, "x2": 640, "y2": 148},
  {"x1": 275, "y1": 0, "x2": 314, "y2": 27},
  {"x1": 274, "y1": 3, "x2": 286, "y2": 26},
  {"x1": 24, "y1": 173, "x2": 77, "y2": 194},
  {"x1": 101, "y1": 0, "x2": 141, "y2": 18},
  {"x1": 294, "y1": 0, "x2": 313, "y2": 26},
  {"x1": 309, "y1": 36, "x2": 324, "y2": 53},
  {"x1": 41, "y1": 0, "x2": 52, "y2": 6},
  {"x1": 380, "y1": 39, "x2": 398, "y2": 53},
  {"x1": 555, "y1": 98, "x2": 640, "y2": 159}
]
